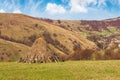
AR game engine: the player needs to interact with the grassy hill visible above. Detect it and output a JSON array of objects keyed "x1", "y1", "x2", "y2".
[
  {"x1": 41, "y1": 18, "x2": 120, "y2": 60},
  {"x1": 48, "y1": 19, "x2": 120, "y2": 44},
  {"x1": 0, "y1": 39, "x2": 29, "y2": 61},
  {"x1": 46, "y1": 18, "x2": 120, "y2": 38},
  {"x1": 0, "y1": 13, "x2": 44, "y2": 46},
  {"x1": 0, "y1": 60, "x2": 120, "y2": 80},
  {"x1": 0, "y1": 13, "x2": 97, "y2": 62},
  {"x1": 0, "y1": 13, "x2": 120, "y2": 62}
]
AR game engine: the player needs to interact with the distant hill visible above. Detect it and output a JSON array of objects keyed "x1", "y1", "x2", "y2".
[
  {"x1": 0, "y1": 13, "x2": 97, "y2": 62},
  {"x1": 41, "y1": 17, "x2": 120, "y2": 60},
  {"x1": 0, "y1": 13, "x2": 120, "y2": 62},
  {"x1": 42, "y1": 17, "x2": 120, "y2": 49}
]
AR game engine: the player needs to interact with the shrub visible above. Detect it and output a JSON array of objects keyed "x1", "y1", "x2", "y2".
[{"x1": 69, "y1": 49, "x2": 95, "y2": 60}]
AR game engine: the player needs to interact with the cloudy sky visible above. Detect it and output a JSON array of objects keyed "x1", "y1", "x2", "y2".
[{"x1": 0, "y1": 0, "x2": 120, "y2": 20}]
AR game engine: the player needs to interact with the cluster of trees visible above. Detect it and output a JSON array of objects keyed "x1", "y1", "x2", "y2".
[{"x1": 69, "y1": 42, "x2": 120, "y2": 60}]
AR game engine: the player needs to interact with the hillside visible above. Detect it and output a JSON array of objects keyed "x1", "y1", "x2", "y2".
[
  {"x1": 42, "y1": 18, "x2": 120, "y2": 49},
  {"x1": 0, "y1": 39, "x2": 29, "y2": 61},
  {"x1": 40, "y1": 18, "x2": 120, "y2": 60},
  {"x1": 0, "y1": 13, "x2": 120, "y2": 62},
  {"x1": 0, "y1": 13, "x2": 97, "y2": 62}
]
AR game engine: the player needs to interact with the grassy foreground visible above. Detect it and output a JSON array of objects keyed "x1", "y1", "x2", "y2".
[{"x1": 0, "y1": 60, "x2": 120, "y2": 80}]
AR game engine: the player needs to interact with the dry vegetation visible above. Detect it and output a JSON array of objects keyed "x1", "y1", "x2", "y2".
[
  {"x1": 44, "y1": 18, "x2": 120, "y2": 61},
  {"x1": 0, "y1": 13, "x2": 120, "y2": 63},
  {"x1": 0, "y1": 39, "x2": 29, "y2": 61}
]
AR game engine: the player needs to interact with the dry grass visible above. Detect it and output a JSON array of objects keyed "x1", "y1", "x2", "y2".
[
  {"x1": 0, "y1": 13, "x2": 97, "y2": 62},
  {"x1": 0, "y1": 13, "x2": 97, "y2": 52},
  {"x1": 0, "y1": 39, "x2": 29, "y2": 61}
]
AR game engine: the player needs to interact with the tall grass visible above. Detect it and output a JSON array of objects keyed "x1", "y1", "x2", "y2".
[{"x1": 0, "y1": 60, "x2": 120, "y2": 80}]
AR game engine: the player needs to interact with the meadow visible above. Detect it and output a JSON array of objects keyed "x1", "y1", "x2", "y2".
[{"x1": 0, "y1": 60, "x2": 120, "y2": 80}]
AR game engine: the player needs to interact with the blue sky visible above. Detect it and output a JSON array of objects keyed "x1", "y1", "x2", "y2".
[{"x1": 0, "y1": 0, "x2": 120, "y2": 20}]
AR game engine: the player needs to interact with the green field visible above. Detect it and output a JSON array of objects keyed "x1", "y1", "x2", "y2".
[{"x1": 0, "y1": 60, "x2": 120, "y2": 80}]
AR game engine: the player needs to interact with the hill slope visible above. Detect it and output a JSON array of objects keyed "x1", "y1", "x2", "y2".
[
  {"x1": 42, "y1": 18, "x2": 120, "y2": 49},
  {"x1": 0, "y1": 13, "x2": 97, "y2": 62},
  {"x1": 40, "y1": 17, "x2": 120, "y2": 60},
  {"x1": 0, "y1": 39, "x2": 29, "y2": 61}
]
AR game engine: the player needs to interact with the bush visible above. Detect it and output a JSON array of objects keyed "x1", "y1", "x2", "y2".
[{"x1": 69, "y1": 49, "x2": 95, "y2": 60}]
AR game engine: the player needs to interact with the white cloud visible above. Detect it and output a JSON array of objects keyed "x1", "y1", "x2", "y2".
[
  {"x1": 0, "y1": 9, "x2": 6, "y2": 13},
  {"x1": 46, "y1": 3, "x2": 66, "y2": 14},
  {"x1": 69, "y1": 0, "x2": 106, "y2": 13},
  {"x1": 13, "y1": 9, "x2": 22, "y2": 13},
  {"x1": 69, "y1": 0, "x2": 96, "y2": 13},
  {"x1": 118, "y1": 0, "x2": 120, "y2": 4},
  {"x1": 108, "y1": 0, "x2": 119, "y2": 5},
  {"x1": 98, "y1": 0, "x2": 106, "y2": 7}
]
